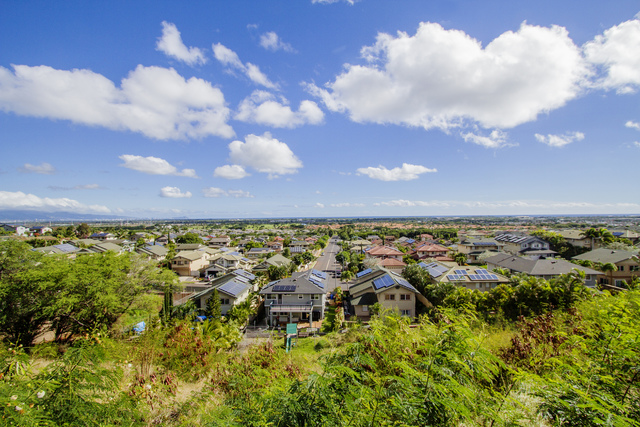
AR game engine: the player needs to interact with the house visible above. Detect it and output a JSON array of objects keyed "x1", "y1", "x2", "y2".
[
  {"x1": 33, "y1": 243, "x2": 79, "y2": 255},
  {"x1": 348, "y1": 267, "x2": 428, "y2": 320},
  {"x1": 204, "y1": 252, "x2": 253, "y2": 277},
  {"x1": 494, "y1": 234, "x2": 553, "y2": 258},
  {"x1": 70, "y1": 238, "x2": 101, "y2": 248},
  {"x1": 175, "y1": 243, "x2": 206, "y2": 251},
  {"x1": 265, "y1": 241, "x2": 283, "y2": 252},
  {"x1": 485, "y1": 253, "x2": 602, "y2": 287},
  {"x1": 30, "y1": 226, "x2": 52, "y2": 235},
  {"x1": 557, "y1": 230, "x2": 593, "y2": 249},
  {"x1": 365, "y1": 245, "x2": 404, "y2": 261},
  {"x1": 245, "y1": 247, "x2": 274, "y2": 260},
  {"x1": 171, "y1": 250, "x2": 212, "y2": 277},
  {"x1": 573, "y1": 249, "x2": 640, "y2": 287},
  {"x1": 610, "y1": 230, "x2": 640, "y2": 245},
  {"x1": 349, "y1": 239, "x2": 372, "y2": 253},
  {"x1": 260, "y1": 269, "x2": 327, "y2": 326},
  {"x1": 89, "y1": 232, "x2": 116, "y2": 241},
  {"x1": 410, "y1": 242, "x2": 450, "y2": 260},
  {"x1": 289, "y1": 240, "x2": 311, "y2": 253},
  {"x1": 1, "y1": 224, "x2": 29, "y2": 236},
  {"x1": 189, "y1": 269, "x2": 255, "y2": 316},
  {"x1": 136, "y1": 245, "x2": 169, "y2": 261},
  {"x1": 252, "y1": 253, "x2": 292, "y2": 273},
  {"x1": 457, "y1": 238, "x2": 505, "y2": 263},
  {"x1": 89, "y1": 242, "x2": 124, "y2": 254},
  {"x1": 418, "y1": 261, "x2": 510, "y2": 292},
  {"x1": 208, "y1": 236, "x2": 231, "y2": 248},
  {"x1": 378, "y1": 257, "x2": 407, "y2": 273}
]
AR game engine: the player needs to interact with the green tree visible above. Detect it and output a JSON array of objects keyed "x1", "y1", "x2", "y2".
[
  {"x1": 205, "y1": 289, "x2": 222, "y2": 319},
  {"x1": 76, "y1": 223, "x2": 91, "y2": 238},
  {"x1": 402, "y1": 263, "x2": 431, "y2": 294},
  {"x1": 175, "y1": 232, "x2": 203, "y2": 244}
]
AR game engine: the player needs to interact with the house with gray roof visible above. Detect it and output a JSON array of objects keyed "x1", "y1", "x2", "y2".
[
  {"x1": 485, "y1": 253, "x2": 602, "y2": 287},
  {"x1": 136, "y1": 245, "x2": 169, "y2": 261},
  {"x1": 417, "y1": 261, "x2": 511, "y2": 291},
  {"x1": 573, "y1": 249, "x2": 640, "y2": 286},
  {"x1": 252, "y1": 253, "x2": 293, "y2": 273},
  {"x1": 494, "y1": 233, "x2": 554, "y2": 259},
  {"x1": 260, "y1": 269, "x2": 327, "y2": 326},
  {"x1": 457, "y1": 238, "x2": 505, "y2": 263},
  {"x1": 189, "y1": 269, "x2": 255, "y2": 316},
  {"x1": 348, "y1": 267, "x2": 429, "y2": 319}
]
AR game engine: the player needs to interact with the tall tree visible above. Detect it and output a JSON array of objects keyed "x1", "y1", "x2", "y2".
[{"x1": 205, "y1": 289, "x2": 222, "y2": 319}]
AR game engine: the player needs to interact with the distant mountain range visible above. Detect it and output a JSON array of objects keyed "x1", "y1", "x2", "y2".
[{"x1": 0, "y1": 210, "x2": 132, "y2": 222}]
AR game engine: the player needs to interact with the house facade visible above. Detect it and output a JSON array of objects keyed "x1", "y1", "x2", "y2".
[
  {"x1": 457, "y1": 238, "x2": 505, "y2": 263},
  {"x1": 494, "y1": 234, "x2": 552, "y2": 258},
  {"x1": 260, "y1": 269, "x2": 327, "y2": 326},
  {"x1": 573, "y1": 249, "x2": 640, "y2": 287},
  {"x1": 190, "y1": 269, "x2": 255, "y2": 316}
]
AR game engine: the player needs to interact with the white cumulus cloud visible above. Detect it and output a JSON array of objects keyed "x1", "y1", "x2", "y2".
[
  {"x1": 202, "y1": 187, "x2": 253, "y2": 198},
  {"x1": 119, "y1": 155, "x2": 198, "y2": 177},
  {"x1": 356, "y1": 163, "x2": 436, "y2": 181},
  {"x1": 0, "y1": 64, "x2": 234, "y2": 140},
  {"x1": 212, "y1": 43, "x2": 278, "y2": 89},
  {"x1": 159, "y1": 186, "x2": 192, "y2": 198},
  {"x1": 156, "y1": 21, "x2": 207, "y2": 66},
  {"x1": 461, "y1": 129, "x2": 514, "y2": 149},
  {"x1": 0, "y1": 190, "x2": 110, "y2": 213},
  {"x1": 260, "y1": 32, "x2": 295, "y2": 52},
  {"x1": 534, "y1": 131, "x2": 585, "y2": 147},
  {"x1": 583, "y1": 17, "x2": 640, "y2": 94},
  {"x1": 20, "y1": 162, "x2": 56, "y2": 174},
  {"x1": 228, "y1": 132, "x2": 303, "y2": 178},
  {"x1": 235, "y1": 90, "x2": 324, "y2": 128},
  {"x1": 308, "y1": 21, "x2": 589, "y2": 131},
  {"x1": 330, "y1": 202, "x2": 365, "y2": 207},
  {"x1": 626, "y1": 120, "x2": 640, "y2": 131},
  {"x1": 213, "y1": 164, "x2": 250, "y2": 179}
]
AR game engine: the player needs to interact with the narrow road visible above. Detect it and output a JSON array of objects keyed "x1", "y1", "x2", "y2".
[{"x1": 312, "y1": 237, "x2": 345, "y2": 292}]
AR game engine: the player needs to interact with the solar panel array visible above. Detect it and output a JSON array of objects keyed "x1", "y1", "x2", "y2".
[
  {"x1": 373, "y1": 274, "x2": 394, "y2": 290},
  {"x1": 447, "y1": 274, "x2": 466, "y2": 281},
  {"x1": 233, "y1": 269, "x2": 255, "y2": 281},
  {"x1": 56, "y1": 243, "x2": 79, "y2": 253},
  {"x1": 311, "y1": 269, "x2": 327, "y2": 279},
  {"x1": 454, "y1": 269, "x2": 468, "y2": 275},
  {"x1": 495, "y1": 234, "x2": 529, "y2": 243},
  {"x1": 272, "y1": 285, "x2": 297, "y2": 292},
  {"x1": 308, "y1": 276, "x2": 325, "y2": 289},
  {"x1": 475, "y1": 269, "x2": 489, "y2": 274},
  {"x1": 395, "y1": 277, "x2": 417, "y2": 292},
  {"x1": 469, "y1": 274, "x2": 499, "y2": 281},
  {"x1": 419, "y1": 262, "x2": 449, "y2": 278},
  {"x1": 356, "y1": 268, "x2": 372, "y2": 278},
  {"x1": 218, "y1": 280, "x2": 248, "y2": 297}
]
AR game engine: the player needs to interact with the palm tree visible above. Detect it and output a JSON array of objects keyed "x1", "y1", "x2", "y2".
[{"x1": 450, "y1": 251, "x2": 467, "y2": 265}]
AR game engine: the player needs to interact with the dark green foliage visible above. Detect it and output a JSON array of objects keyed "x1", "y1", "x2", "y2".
[
  {"x1": 175, "y1": 232, "x2": 203, "y2": 244},
  {"x1": 205, "y1": 289, "x2": 222, "y2": 319}
]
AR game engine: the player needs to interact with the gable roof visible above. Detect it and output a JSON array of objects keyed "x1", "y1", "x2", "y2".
[
  {"x1": 486, "y1": 253, "x2": 602, "y2": 276},
  {"x1": 259, "y1": 270, "x2": 325, "y2": 295},
  {"x1": 573, "y1": 248, "x2": 639, "y2": 264}
]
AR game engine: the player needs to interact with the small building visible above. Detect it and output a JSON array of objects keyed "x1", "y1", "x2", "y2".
[
  {"x1": 189, "y1": 269, "x2": 255, "y2": 316},
  {"x1": 418, "y1": 261, "x2": 510, "y2": 292},
  {"x1": 348, "y1": 267, "x2": 428, "y2": 320},
  {"x1": 260, "y1": 269, "x2": 327, "y2": 326},
  {"x1": 494, "y1": 233, "x2": 552, "y2": 258},
  {"x1": 457, "y1": 238, "x2": 505, "y2": 263},
  {"x1": 245, "y1": 247, "x2": 274, "y2": 260},
  {"x1": 573, "y1": 249, "x2": 640, "y2": 287},
  {"x1": 171, "y1": 250, "x2": 211, "y2": 277},
  {"x1": 136, "y1": 245, "x2": 169, "y2": 261},
  {"x1": 252, "y1": 253, "x2": 293, "y2": 273}
]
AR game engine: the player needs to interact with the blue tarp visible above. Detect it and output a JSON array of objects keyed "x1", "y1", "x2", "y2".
[
  {"x1": 132, "y1": 321, "x2": 146, "y2": 334},
  {"x1": 195, "y1": 315, "x2": 208, "y2": 322}
]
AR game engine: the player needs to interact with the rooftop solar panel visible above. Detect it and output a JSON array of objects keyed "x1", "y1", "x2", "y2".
[
  {"x1": 233, "y1": 269, "x2": 255, "y2": 280},
  {"x1": 373, "y1": 274, "x2": 394, "y2": 290},
  {"x1": 356, "y1": 268, "x2": 373, "y2": 278},
  {"x1": 309, "y1": 277, "x2": 325, "y2": 289},
  {"x1": 475, "y1": 269, "x2": 488, "y2": 274},
  {"x1": 454, "y1": 269, "x2": 468, "y2": 275},
  {"x1": 219, "y1": 280, "x2": 248, "y2": 297},
  {"x1": 311, "y1": 269, "x2": 327, "y2": 279}
]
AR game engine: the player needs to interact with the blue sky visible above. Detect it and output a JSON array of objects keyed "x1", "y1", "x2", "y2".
[{"x1": 1, "y1": 0, "x2": 639, "y2": 219}]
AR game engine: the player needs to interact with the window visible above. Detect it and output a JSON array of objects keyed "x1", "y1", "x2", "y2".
[
  {"x1": 385, "y1": 294, "x2": 395, "y2": 301},
  {"x1": 400, "y1": 294, "x2": 411, "y2": 301},
  {"x1": 619, "y1": 266, "x2": 625, "y2": 271},
  {"x1": 400, "y1": 309, "x2": 411, "y2": 316},
  {"x1": 220, "y1": 298, "x2": 230, "y2": 305},
  {"x1": 363, "y1": 305, "x2": 369, "y2": 312},
  {"x1": 311, "y1": 294, "x2": 320, "y2": 300},
  {"x1": 615, "y1": 279, "x2": 626, "y2": 287},
  {"x1": 267, "y1": 294, "x2": 274, "y2": 300},
  {"x1": 631, "y1": 265, "x2": 640, "y2": 272},
  {"x1": 298, "y1": 295, "x2": 304, "y2": 299}
]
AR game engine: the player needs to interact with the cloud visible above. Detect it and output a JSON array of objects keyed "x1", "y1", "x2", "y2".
[
  {"x1": 213, "y1": 164, "x2": 250, "y2": 179},
  {"x1": 308, "y1": 21, "x2": 588, "y2": 131},
  {"x1": 534, "y1": 131, "x2": 585, "y2": 147},
  {"x1": 330, "y1": 202, "x2": 365, "y2": 207},
  {"x1": 20, "y1": 162, "x2": 56, "y2": 174},
  {"x1": 0, "y1": 190, "x2": 110, "y2": 213},
  {"x1": 356, "y1": 163, "x2": 436, "y2": 181},
  {"x1": 583, "y1": 17, "x2": 640, "y2": 93},
  {"x1": 156, "y1": 21, "x2": 207, "y2": 66},
  {"x1": 235, "y1": 90, "x2": 324, "y2": 128},
  {"x1": 48, "y1": 184, "x2": 103, "y2": 190},
  {"x1": 228, "y1": 132, "x2": 303, "y2": 177},
  {"x1": 0, "y1": 64, "x2": 234, "y2": 140},
  {"x1": 202, "y1": 187, "x2": 254, "y2": 198},
  {"x1": 259, "y1": 32, "x2": 296, "y2": 52},
  {"x1": 626, "y1": 120, "x2": 640, "y2": 131},
  {"x1": 461, "y1": 129, "x2": 515, "y2": 148},
  {"x1": 119, "y1": 155, "x2": 198, "y2": 177},
  {"x1": 159, "y1": 186, "x2": 192, "y2": 198},
  {"x1": 634, "y1": 141, "x2": 640, "y2": 148},
  {"x1": 315, "y1": 203, "x2": 325, "y2": 208},
  {"x1": 212, "y1": 43, "x2": 278, "y2": 89}
]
